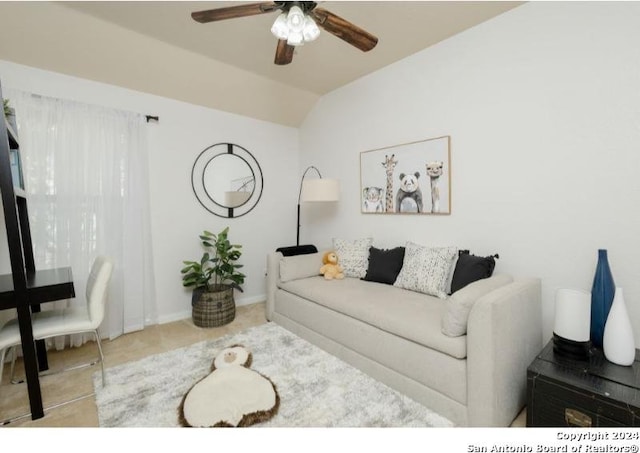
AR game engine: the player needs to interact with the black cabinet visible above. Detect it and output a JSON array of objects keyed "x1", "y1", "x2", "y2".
[{"x1": 527, "y1": 340, "x2": 640, "y2": 427}]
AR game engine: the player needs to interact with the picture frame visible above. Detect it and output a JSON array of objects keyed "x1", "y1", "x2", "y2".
[{"x1": 360, "y1": 135, "x2": 451, "y2": 215}]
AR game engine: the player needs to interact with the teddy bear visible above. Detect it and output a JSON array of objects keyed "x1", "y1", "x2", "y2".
[
  {"x1": 320, "y1": 251, "x2": 345, "y2": 280},
  {"x1": 178, "y1": 345, "x2": 279, "y2": 427}
]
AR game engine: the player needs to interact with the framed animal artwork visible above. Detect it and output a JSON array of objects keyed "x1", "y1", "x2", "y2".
[{"x1": 360, "y1": 136, "x2": 451, "y2": 215}]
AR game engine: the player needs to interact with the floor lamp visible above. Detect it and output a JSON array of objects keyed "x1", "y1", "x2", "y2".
[{"x1": 277, "y1": 166, "x2": 339, "y2": 256}]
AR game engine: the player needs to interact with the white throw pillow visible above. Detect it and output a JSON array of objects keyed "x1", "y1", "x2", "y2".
[
  {"x1": 444, "y1": 253, "x2": 459, "y2": 295},
  {"x1": 332, "y1": 237, "x2": 373, "y2": 278},
  {"x1": 393, "y1": 242, "x2": 458, "y2": 299}
]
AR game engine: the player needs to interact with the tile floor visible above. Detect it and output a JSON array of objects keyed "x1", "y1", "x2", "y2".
[{"x1": 0, "y1": 301, "x2": 525, "y2": 427}]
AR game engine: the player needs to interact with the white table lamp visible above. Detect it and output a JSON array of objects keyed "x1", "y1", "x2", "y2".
[{"x1": 553, "y1": 288, "x2": 592, "y2": 360}]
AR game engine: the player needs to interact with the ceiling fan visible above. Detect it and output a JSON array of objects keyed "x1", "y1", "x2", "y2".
[{"x1": 191, "y1": 1, "x2": 378, "y2": 65}]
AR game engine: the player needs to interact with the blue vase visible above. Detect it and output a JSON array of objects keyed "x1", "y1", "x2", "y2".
[{"x1": 590, "y1": 249, "x2": 615, "y2": 348}]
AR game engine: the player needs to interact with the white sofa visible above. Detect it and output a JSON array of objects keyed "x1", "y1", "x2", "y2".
[{"x1": 266, "y1": 249, "x2": 542, "y2": 427}]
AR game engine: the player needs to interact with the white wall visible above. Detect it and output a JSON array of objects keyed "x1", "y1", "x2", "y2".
[
  {"x1": 0, "y1": 60, "x2": 299, "y2": 324},
  {"x1": 299, "y1": 2, "x2": 640, "y2": 345}
]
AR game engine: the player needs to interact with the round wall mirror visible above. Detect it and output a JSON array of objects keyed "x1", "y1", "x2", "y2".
[{"x1": 191, "y1": 143, "x2": 264, "y2": 218}]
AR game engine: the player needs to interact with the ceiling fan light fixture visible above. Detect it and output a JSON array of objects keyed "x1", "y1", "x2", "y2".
[
  {"x1": 273, "y1": 4, "x2": 317, "y2": 46},
  {"x1": 287, "y1": 31, "x2": 304, "y2": 47},
  {"x1": 191, "y1": 2, "x2": 379, "y2": 66},
  {"x1": 286, "y1": 5, "x2": 305, "y2": 32},
  {"x1": 271, "y1": 13, "x2": 289, "y2": 40},
  {"x1": 302, "y1": 16, "x2": 320, "y2": 42}
]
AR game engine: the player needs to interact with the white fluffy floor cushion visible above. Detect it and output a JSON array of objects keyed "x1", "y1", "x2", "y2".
[{"x1": 178, "y1": 345, "x2": 280, "y2": 427}]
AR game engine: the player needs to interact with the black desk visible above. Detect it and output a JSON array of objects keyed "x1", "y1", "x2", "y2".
[{"x1": 0, "y1": 267, "x2": 75, "y2": 419}]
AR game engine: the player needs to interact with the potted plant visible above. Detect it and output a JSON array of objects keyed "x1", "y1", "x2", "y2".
[
  {"x1": 181, "y1": 227, "x2": 245, "y2": 327},
  {"x1": 3, "y1": 99, "x2": 17, "y2": 132}
]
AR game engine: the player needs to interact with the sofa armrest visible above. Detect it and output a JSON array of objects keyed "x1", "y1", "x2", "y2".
[
  {"x1": 266, "y1": 250, "x2": 327, "y2": 320},
  {"x1": 466, "y1": 277, "x2": 542, "y2": 426},
  {"x1": 265, "y1": 252, "x2": 284, "y2": 321}
]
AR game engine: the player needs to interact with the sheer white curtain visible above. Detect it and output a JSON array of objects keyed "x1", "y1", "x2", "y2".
[{"x1": 7, "y1": 89, "x2": 157, "y2": 347}]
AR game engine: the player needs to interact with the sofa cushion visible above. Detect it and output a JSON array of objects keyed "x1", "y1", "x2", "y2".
[
  {"x1": 279, "y1": 277, "x2": 468, "y2": 359},
  {"x1": 394, "y1": 242, "x2": 458, "y2": 299},
  {"x1": 279, "y1": 252, "x2": 323, "y2": 283},
  {"x1": 332, "y1": 237, "x2": 373, "y2": 279},
  {"x1": 273, "y1": 289, "x2": 468, "y2": 405},
  {"x1": 441, "y1": 274, "x2": 514, "y2": 337},
  {"x1": 450, "y1": 250, "x2": 498, "y2": 294},
  {"x1": 362, "y1": 246, "x2": 405, "y2": 285}
]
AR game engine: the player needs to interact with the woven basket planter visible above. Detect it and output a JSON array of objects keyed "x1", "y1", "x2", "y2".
[{"x1": 191, "y1": 286, "x2": 235, "y2": 328}]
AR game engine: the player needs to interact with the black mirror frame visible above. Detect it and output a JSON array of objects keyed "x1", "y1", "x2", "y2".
[{"x1": 191, "y1": 143, "x2": 264, "y2": 218}]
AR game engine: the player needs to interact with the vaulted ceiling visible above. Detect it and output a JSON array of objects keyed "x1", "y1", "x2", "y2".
[{"x1": 0, "y1": 1, "x2": 523, "y2": 126}]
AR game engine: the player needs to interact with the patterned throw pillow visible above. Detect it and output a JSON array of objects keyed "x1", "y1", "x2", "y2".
[
  {"x1": 393, "y1": 242, "x2": 458, "y2": 298},
  {"x1": 332, "y1": 237, "x2": 373, "y2": 278}
]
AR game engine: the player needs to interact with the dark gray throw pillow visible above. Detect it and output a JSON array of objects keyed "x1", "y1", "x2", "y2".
[
  {"x1": 362, "y1": 246, "x2": 405, "y2": 285},
  {"x1": 450, "y1": 250, "x2": 499, "y2": 294}
]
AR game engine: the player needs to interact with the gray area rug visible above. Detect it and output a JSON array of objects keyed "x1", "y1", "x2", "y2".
[{"x1": 93, "y1": 322, "x2": 454, "y2": 427}]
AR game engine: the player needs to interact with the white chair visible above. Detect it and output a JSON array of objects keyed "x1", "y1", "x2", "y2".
[
  {"x1": 0, "y1": 256, "x2": 114, "y2": 390},
  {"x1": 0, "y1": 321, "x2": 21, "y2": 390}
]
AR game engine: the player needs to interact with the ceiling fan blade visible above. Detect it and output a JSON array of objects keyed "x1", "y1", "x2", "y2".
[
  {"x1": 310, "y1": 7, "x2": 378, "y2": 52},
  {"x1": 192, "y1": 2, "x2": 280, "y2": 23},
  {"x1": 275, "y1": 39, "x2": 294, "y2": 65}
]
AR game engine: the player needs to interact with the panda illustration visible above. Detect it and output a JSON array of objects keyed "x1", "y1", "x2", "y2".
[{"x1": 395, "y1": 172, "x2": 423, "y2": 213}]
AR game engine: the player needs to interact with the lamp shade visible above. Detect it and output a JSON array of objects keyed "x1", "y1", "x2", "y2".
[
  {"x1": 287, "y1": 31, "x2": 304, "y2": 46},
  {"x1": 553, "y1": 288, "x2": 591, "y2": 359},
  {"x1": 300, "y1": 178, "x2": 340, "y2": 202},
  {"x1": 302, "y1": 16, "x2": 320, "y2": 42},
  {"x1": 224, "y1": 191, "x2": 251, "y2": 207},
  {"x1": 287, "y1": 5, "x2": 305, "y2": 32},
  {"x1": 271, "y1": 13, "x2": 289, "y2": 40}
]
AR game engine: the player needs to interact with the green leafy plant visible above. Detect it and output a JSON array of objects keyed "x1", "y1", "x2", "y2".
[
  {"x1": 181, "y1": 227, "x2": 245, "y2": 292},
  {"x1": 3, "y1": 99, "x2": 11, "y2": 117}
]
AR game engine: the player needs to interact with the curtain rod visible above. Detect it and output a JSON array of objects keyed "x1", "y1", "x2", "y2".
[{"x1": 26, "y1": 92, "x2": 158, "y2": 123}]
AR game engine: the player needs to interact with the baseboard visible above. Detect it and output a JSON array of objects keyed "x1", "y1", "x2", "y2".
[
  {"x1": 156, "y1": 294, "x2": 266, "y2": 325},
  {"x1": 157, "y1": 310, "x2": 191, "y2": 324},
  {"x1": 236, "y1": 294, "x2": 266, "y2": 306}
]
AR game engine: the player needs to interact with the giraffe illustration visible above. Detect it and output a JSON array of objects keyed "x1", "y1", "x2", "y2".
[{"x1": 381, "y1": 154, "x2": 398, "y2": 213}]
